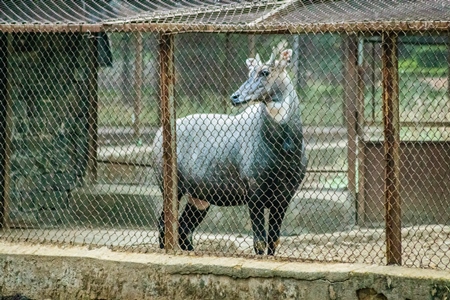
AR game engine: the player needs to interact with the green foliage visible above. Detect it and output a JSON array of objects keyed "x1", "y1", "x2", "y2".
[
  {"x1": 399, "y1": 58, "x2": 447, "y2": 77},
  {"x1": 299, "y1": 81, "x2": 344, "y2": 126},
  {"x1": 98, "y1": 82, "x2": 346, "y2": 128},
  {"x1": 399, "y1": 44, "x2": 447, "y2": 77},
  {"x1": 98, "y1": 89, "x2": 229, "y2": 127},
  {"x1": 176, "y1": 91, "x2": 230, "y2": 118},
  {"x1": 415, "y1": 45, "x2": 448, "y2": 69},
  {"x1": 98, "y1": 91, "x2": 160, "y2": 127},
  {"x1": 99, "y1": 33, "x2": 448, "y2": 133}
]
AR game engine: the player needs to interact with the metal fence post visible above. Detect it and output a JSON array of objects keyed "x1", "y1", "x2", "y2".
[
  {"x1": 448, "y1": 32, "x2": 450, "y2": 101},
  {"x1": 382, "y1": 32, "x2": 402, "y2": 265},
  {"x1": 343, "y1": 34, "x2": 359, "y2": 220},
  {"x1": 159, "y1": 33, "x2": 178, "y2": 251},
  {"x1": 222, "y1": 33, "x2": 232, "y2": 112},
  {"x1": 133, "y1": 32, "x2": 143, "y2": 142},
  {"x1": 87, "y1": 33, "x2": 99, "y2": 183},
  {"x1": 356, "y1": 38, "x2": 366, "y2": 227},
  {"x1": 0, "y1": 32, "x2": 12, "y2": 229}
]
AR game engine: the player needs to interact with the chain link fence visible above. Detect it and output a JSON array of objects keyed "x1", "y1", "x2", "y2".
[{"x1": 0, "y1": 0, "x2": 449, "y2": 271}]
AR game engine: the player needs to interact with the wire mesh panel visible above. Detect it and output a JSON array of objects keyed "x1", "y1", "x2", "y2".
[
  {"x1": 0, "y1": 0, "x2": 449, "y2": 271},
  {"x1": 359, "y1": 33, "x2": 450, "y2": 268}
]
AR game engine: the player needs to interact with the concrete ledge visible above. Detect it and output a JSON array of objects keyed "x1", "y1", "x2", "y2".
[{"x1": 0, "y1": 242, "x2": 449, "y2": 299}]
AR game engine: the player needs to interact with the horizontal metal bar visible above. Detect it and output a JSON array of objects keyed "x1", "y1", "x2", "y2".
[
  {"x1": 365, "y1": 121, "x2": 450, "y2": 127},
  {"x1": 99, "y1": 21, "x2": 450, "y2": 34},
  {"x1": 97, "y1": 160, "x2": 153, "y2": 168},
  {"x1": 307, "y1": 169, "x2": 347, "y2": 173},
  {"x1": 1, "y1": 20, "x2": 449, "y2": 34},
  {"x1": 0, "y1": 24, "x2": 102, "y2": 33}
]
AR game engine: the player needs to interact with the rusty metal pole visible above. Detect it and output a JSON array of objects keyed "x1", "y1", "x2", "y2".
[
  {"x1": 222, "y1": 33, "x2": 231, "y2": 113},
  {"x1": 357, "y1": 38, "x2": 366, "y2": 226},
  {"x1": 159, "y1": 33, "x2": 178, "y2": 251},
  {"x1": 343, "y1": 35, "x2": 359, "y2": 216},
  {"x1": 87, "y1": 33, "x2": 99, "y2": 183},
  {"x1": 382, "y1": 32, "x2": 402, "y2": 265},
  {"x1": 133, "y1": 32, "x2": 143, "y2": 143},
  {"x1": 447, "y1": 33, "x2": 450, "y2": 112},
  {"x1": 0, "y1": 33, "x2": 12, "y2": 229}
]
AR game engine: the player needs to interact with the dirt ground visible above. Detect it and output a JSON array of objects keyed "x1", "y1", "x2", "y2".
[{"x1": 191, "y1": 224, "x2": 450, "y2": 270}]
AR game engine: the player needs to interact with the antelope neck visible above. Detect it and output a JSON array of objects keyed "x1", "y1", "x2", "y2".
[
  {"x1": 264, "y1": 81, "x2": 297, "y2": 124},
  {"x1": 265, "y1": 96, "x2": 292, "y2": 123}
]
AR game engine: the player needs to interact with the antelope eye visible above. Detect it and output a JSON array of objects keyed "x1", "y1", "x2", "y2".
[{"x1": 259, "y1": 70, "x2": 270, "y2": 77}]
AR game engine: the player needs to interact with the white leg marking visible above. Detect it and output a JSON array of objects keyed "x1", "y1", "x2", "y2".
[{"x1": 188, "y1": 196, "x2": 210, "y2": 210}]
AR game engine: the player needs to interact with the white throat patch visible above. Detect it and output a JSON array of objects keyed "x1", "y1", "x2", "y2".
[{"x1": 265, "y1": 96, "x2": 291, "y2": 123}]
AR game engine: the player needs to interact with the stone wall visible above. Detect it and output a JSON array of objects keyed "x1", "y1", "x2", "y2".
[
  {"x1": 7, "y1": 33, "x2": 91, "y2": 227},
  {"x1": 0, "y1": 242, "x2": 449, "y2": 300}
]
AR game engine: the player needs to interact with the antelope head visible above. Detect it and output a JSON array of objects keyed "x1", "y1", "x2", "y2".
[{"x1": 231, "y1": 41, "x2": 293, "y2": 107}]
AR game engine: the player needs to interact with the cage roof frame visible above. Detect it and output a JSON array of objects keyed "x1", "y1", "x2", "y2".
[{"x1": 1, "y1": 0, "x2": 449, "y2": 34}]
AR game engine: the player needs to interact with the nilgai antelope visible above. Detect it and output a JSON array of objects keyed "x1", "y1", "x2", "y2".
[{"x1": 152, "y1": 42, "x2": 307, "y2": 255}]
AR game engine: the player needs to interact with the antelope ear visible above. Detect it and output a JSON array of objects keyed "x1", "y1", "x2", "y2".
[
  {"x1": 277, "y1": 49, "x2": 293, "y2": 69},
  {"x1": 246, "y1": 53, "x2": 262, "y2": 70},
  {"x1": 255, "y1": 53, "x2": 262, "y2": 65}
]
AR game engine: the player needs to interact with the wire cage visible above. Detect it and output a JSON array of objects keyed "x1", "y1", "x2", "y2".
[{"x1": 0, "y1": 0, "x2": 449, "y2": 270}]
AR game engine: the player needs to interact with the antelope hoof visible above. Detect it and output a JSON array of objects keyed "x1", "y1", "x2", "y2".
[
  {"x1": 254, "y1": 240, "x2": 266, "y2": 255},
  {"x1": 268, "y1": 239, "x2": 280, "y2": 256}
]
